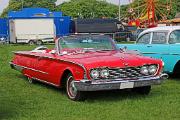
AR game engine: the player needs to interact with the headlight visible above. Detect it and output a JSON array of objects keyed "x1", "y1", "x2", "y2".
[
  {"x1": 140, "y1": 66, "x2": 149, "y2": 75},
  {"x1": 148, "y1": 65, "x2": 158, "y2": 75},
  {"x1": 100, "y1": 69, "x2": 109, "y2": 78},
  {"x1": 90, "y1": 69, "x2": 99, "y2": 79}
]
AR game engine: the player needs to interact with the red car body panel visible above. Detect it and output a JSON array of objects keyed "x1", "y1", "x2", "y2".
[{"x1": 11, "y1": 49, "x2": 163, "y2": 87}]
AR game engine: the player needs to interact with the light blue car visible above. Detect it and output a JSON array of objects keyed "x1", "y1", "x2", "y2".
[{"x1": 117, "y1": 26, "x2": 180, "y2": 74}]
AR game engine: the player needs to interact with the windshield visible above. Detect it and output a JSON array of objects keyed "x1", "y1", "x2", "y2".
[{"x1": 58, "y1": 35, "x2": 116, "y2": 53}]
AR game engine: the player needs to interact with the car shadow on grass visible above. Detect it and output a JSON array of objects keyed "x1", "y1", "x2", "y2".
[
  {"x1": 17, "y1": 75, "x2": 161, "y2": 102},
  {"x1": 168, "y1": 75, "x2": 180, "y2": 82},
  {"x1": 85, "y1": 90, "x2": 152, "y2": 102},
  {"x1": 17, "y1": 74, "x2": 68, "y2": 95}
]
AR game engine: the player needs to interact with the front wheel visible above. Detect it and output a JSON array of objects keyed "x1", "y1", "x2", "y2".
[
  {"x1": 36, "y1": 40, "x2": 43, "y2": 45},
  {"x1": 66, "y1": 74, "x2": 86, "y2": 101},
  {"x1": 133, "y1": 86, "x2": 151, "y2": 95}
]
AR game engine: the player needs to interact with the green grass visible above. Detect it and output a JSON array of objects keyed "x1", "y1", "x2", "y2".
[{"x1": 0, "y1": 44, "x2": 180, "y2": 120}]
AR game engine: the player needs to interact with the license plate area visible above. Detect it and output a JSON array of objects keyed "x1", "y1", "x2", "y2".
[{"x1": 120, "y1": 82, "x2": 134, "y2": 89}]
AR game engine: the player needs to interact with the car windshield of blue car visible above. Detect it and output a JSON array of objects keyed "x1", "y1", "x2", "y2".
[{"x1": 59, "y1": 35, "x2": 116, "y2": 53}]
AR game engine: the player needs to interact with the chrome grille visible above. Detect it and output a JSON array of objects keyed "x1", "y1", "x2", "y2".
[
  {"x1": 90, "y1": 64, "x2": 159, "y2": 80},
  {"x1": 108, "y1": 67, "x2": 143, "y2": 79}
]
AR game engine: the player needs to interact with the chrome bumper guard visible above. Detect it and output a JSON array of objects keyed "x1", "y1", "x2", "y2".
[{"x1": 74, "y1": 74, "x2": 168, "y2": 91}]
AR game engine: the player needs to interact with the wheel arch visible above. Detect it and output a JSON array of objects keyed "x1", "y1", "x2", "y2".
[
  {"x1": 59, "y1": 69, "x2": 73, "y2": 88},
  {"x1": 28, "y1": 39, "x2": 35, "y2": 44},
  {"x1": 173, "y1": 60, "x2": 180, "y2": 74}
]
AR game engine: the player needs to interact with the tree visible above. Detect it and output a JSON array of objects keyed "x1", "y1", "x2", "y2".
[
  {"x1": 56, "y1": 0, "x2": 119, "y2": 18},
  {"x1": 0, "y1": 0, "x2": 56, "y2": 17}
]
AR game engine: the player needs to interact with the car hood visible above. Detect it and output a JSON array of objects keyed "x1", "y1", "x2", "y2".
[{"x1": 62, "y1": 51, "x2": 161, "y2": 69}]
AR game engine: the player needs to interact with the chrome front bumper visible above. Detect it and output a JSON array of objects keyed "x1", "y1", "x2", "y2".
[{"x1": 74, "y1": 74, "x2": 168, "y2": 91}]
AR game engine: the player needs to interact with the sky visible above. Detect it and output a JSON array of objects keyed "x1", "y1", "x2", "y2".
[
  {"x1": 56, "y1": 0, "x2": 130, "y2": 5},
  {"x1": 0, "y1": 0, "x2": 130, "y2": 13},
  {"x1": 0, "y1": 0, "x2": 9, "y2": 13}
]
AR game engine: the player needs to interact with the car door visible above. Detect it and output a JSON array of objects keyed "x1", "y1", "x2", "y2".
[
  {"x1": 168, "y1": 30, "x2": 180, "y2": 73},
  {"x1": 132, "y1": 32, "x2": 152, "y2": 53},
  {"x1": 146, "y1": 31, "x2": 170, "y2": 58},
  {"x1": 147, "y1": 31, "x2": 170, "y2": 72},
  {"x1": 36, "y1": 52, "x2": 65, "y2": 85},
  {"x1": 169, "y1": 30, "x2": 180, "y2": 53},
  {"x1": 116, "y1": 32, "x2": 152, "y2": 53},
  {"x1": 36, "y1": 53, "x2": 51, "y2": 82}
]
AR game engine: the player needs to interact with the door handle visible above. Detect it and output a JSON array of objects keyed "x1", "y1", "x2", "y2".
[{"x1": 147, "y1": 46, "x2": 152, "y2": 48}]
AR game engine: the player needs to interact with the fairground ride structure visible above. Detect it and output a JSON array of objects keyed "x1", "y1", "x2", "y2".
[{"x1": 127, "y1": 0, "x2": 172, "y2": 28}]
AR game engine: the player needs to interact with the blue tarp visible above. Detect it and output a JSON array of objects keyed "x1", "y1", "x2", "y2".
[
  {"x1": 8, "y1": 8, "x2": 62, "y2": 18},
  {"x1": 0, "y1": 18, "x2": 8, "y2": 39},
  {"x1": 54, "y1": 16, "x2": 71, "y2": 37}
]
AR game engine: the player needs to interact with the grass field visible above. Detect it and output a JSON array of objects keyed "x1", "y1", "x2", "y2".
[{"x1": 0, "y1": 44, "x2": 180, "y2": 120}]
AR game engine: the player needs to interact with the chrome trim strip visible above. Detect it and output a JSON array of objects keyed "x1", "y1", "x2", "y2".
[
  {"x1": 142, "y1": 52, "x2": 180, "y2": 56},
  {"x1": 73, "y1": 73, "x2": 168, "y2": 91},
  {"x1": 32, "y1": 77, "x2": 59, "y2": 87},
  {"x1": 78, "y1": 75, "x2": 161, "y2": 85},
  {"x1": 10, "y1": 62, "x2": 48, "y2": 75}
]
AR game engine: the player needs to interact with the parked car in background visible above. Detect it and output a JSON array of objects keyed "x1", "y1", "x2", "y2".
[
  {"x1": 114, "y1": 30, "x2": 133, "y2": 42},
  {"x1": 10, "y1": 35, "x2": 167, "y2": 101},
  {"x1": 0, "y1": 35, "x2": 7, "y2": 44},
  {"x1": 73, "y1": 18, "x2": 123, "y2": 33},
  {"x1": 117, "y1": 26, "x2": 180, "y2": 75},
  {"x1": 114, "y1": 26, "x2": 137, "y2": 41}
]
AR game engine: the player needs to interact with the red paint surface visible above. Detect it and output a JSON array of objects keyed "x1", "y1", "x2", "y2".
[{"x1": 12, "y1": 49, "x2": 163, "y2": 87}]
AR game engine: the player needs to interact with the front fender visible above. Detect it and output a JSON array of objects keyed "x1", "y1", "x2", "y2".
[
  {"x1": 163, "y1": 55, "x2": 180, "y2": 73},
  {"x1": 63, "y1": 65, "x2": 85, "y2": 81}
]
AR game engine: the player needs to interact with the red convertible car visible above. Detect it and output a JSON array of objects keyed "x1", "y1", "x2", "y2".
[{"x1": 10, "y1": 35, "x2": 168, "y2": 101}]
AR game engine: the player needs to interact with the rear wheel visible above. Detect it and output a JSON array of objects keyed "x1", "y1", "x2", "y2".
[
  {"x1": 29, "y1": 40, "x2": 35, "y2": 45},
  {"x1": 66, "y1": 74, "x2": 86, "y2": 101},
  {"x1": 133, "y1": 86, "x2": 151, "y2": 95}
]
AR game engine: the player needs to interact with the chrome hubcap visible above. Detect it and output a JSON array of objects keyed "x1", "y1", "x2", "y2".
[
  {"x1": 29, "y1": 41, "x2": 34, "y2": 45},
  {"x1": 70, "y1": 81, "x2": 77, "y2": 96},
  {"x1": 67, "y1": 76, "x2": 77, "y2": 98}
]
